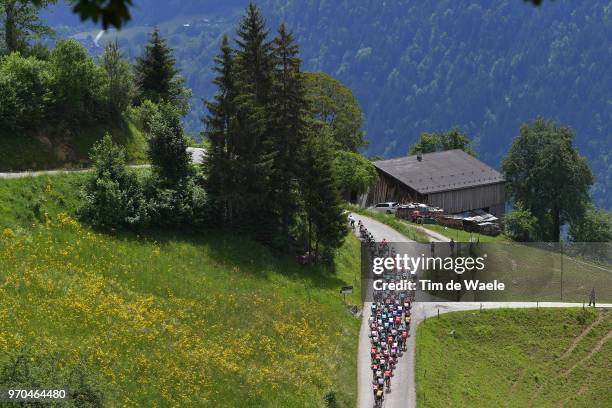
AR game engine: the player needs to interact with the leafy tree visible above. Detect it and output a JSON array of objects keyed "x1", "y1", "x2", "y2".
[
  {"x1": 134, "y1": 28, "x2": 188, "y2": 112},
  {"x1": 504, "y1": 202, "x2": 538, "y2": 242},
  {"x1": 79, "y1": 134, "x2": 147, "y2": 229},
  {"x1": 268, "y1": 23, "x2": 307, "y2": 244},
  {"x1": 202, "y1": 34, "x2": 238, "y2": 224},
  {"x1": 0, "y1": 0, "x2": 56, "y2": 54},
  {"x1": 333, "y1": 150, "x2": 377, "y2": 198},
  {"x1": 502, "y1": 118, "x2": 593, "y2": 241},
  {"x1": 0, "y1": 52, "x2": 51, "y2": 131},
  {"x1": 408, "y1": 128, "x2": 475, "y2": 156},
  {"x1": 304, "y1": 72, "x2": 365, "y2": 152},
  {"x1": 49, "y1": 39, "x2": 107, "y2": 123},
  {"x1": 569, "y1": 205, "x2": 612, "y2": 243},
  {"x1": 299, "y1": 126, "x2": 346, "y2": 259},
  {"x1": 100, "y1": 40, "x2": 133, "y2": 117}
]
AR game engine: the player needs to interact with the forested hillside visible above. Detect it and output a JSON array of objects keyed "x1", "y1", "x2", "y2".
[{"x1": 40, "y1": 0, "x2": 612, "y2": 209}]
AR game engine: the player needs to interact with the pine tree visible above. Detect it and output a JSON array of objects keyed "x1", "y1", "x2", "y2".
[
  {"x1": 134, "y1": 28, "x2": 181, "y2": 106},
  {"x1": 269, "y1": 23, "x2": 308, "y2": 246},
  {"x1": 299, "y1": 124, "x2": 346, "y2": 260},
  {"x1": 202, "y1": 35, "x2": 238, "y2": 224},
  {"x1": 235, "y1": 2, "x2": 273, "y2": 105},
  {"x1": 148, "y1": 104, "x2": 191, "y2": 185},
  {"x1": 232, "y1": 2, "x2": 275, "y2": 241}
]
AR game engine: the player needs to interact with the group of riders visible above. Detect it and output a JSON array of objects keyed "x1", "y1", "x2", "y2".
[{"x1": 349, "y1": 214, "x2": 417, "y2": 407}]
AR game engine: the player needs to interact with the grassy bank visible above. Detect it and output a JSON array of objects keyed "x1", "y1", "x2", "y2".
[
  {"x1": 416, "y1": 308, "x2": 611, "y2": 407},
  {"x1": 0, "y1": 173, "x2": 361, "y2": 407},
  {"x1": 0, "y1": 117, "x2": 146, "y2": 172},
  {"x1": 416, "y1": 222, "x2": 508, "y2": 242},
  {"x1": 345, "y1": 203, "x2": 429, "y2": 243}
]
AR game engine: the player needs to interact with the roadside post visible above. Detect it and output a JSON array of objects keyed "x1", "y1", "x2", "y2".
[{"x1": 340, "y1": 285, "x2": 353, "y2": 304}]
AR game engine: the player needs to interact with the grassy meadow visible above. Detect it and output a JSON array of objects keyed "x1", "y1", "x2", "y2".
[
  {"x1": 416, "y1": 308, "x2": 612, "y2": 407},
  {"x1": 0, "y1": 174, "x2": 361, "y2": 407}
]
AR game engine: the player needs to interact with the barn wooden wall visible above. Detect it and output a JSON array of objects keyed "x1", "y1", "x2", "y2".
[
  {"x1": 365, "y1": 171, "x2": 424, "y2": 206},
  {"x1": 427, "y1": 182, "x2": 505, "y2": 215},
  {"x1": 365, "y1": 172, "x2": 505, "y2": 216}
]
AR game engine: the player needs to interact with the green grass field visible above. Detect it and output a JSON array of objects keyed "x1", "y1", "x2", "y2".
[
  {"x1": 417, "y1": 221, "x2": 509, "y2": 242},
  {"x1": 0, "y1": 174, "x2": 361, "y2": 407},
  {"x1": 416, "y1": 308, "x2": 612, "y2": 408}
]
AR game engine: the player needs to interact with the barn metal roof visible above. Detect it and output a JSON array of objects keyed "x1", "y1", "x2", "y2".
[{"x1": 373, "y1": 149, "x2": 505, "y2": 194}]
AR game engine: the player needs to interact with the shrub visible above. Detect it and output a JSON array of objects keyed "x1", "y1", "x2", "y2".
[
  {"x1": 78, "y1": 135, "x2": 148, "y2": 229},
  {"x1": 144, "y1": 176, "x2": 207, "y2": 229},
  {"x1": 504, "y1": 202, "x2": 538, "y2": 241}
]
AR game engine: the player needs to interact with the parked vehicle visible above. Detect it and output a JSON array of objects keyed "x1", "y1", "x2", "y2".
[{"x1": 371, "y1": 202, "x2": 400, "y2": 214}]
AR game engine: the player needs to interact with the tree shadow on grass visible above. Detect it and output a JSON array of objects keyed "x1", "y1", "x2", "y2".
[{"x1": 100, "y1": 226, "x2": 351, "y2": 292}]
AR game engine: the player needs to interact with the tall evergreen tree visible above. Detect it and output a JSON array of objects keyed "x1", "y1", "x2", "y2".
[
  {"x1": 134, "y1": 28, "x2": 187, "y2": 110},
  {"x1": 202, "y1": 35, "x2": 238, "y2": 224},
  {"x1": 269, "y1": 23, "x2": 307, "y2": 245},
  {"x1": 299, "y1": 124, "x2": 346, "y2": 258},
  {"x1": 232, "y1": 2, "x2": 275, "y2": 241}
]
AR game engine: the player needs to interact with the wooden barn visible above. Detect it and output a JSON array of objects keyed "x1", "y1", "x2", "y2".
[{"x1": 364, "y1": 149, "x2": 506, "y2": 217}]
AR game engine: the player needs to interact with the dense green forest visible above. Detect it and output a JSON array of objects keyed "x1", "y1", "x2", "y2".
[{"x1": 38, "y1": 0, "x2": 612, "y2": 210}]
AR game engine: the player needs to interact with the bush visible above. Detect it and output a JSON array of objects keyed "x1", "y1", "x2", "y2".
[
  {"x1": 144, "y1": 176, "x2": 207, "y2": 229},
  {"x1": 78, "y1": 135, "x2": 148, "y2": 229},
  {"x1": 569, "y1": 205, "x2": 612, "y2": 242},
  {"x1": 505, "y1": 202, "x2": 538, "y2": 241}
]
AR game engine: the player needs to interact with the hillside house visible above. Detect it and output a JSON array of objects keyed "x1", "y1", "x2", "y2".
[{"x1": 364, "y1": 149, "x2": 506, "y2": 217}]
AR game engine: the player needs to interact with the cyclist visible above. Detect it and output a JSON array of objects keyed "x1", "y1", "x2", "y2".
[{"x1": 375, "y1": 388, "x2": 384, "y2": 407}]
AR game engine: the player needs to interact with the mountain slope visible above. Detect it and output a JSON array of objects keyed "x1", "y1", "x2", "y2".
[{"x1": 41, "y1": 0, "x2": 612, "y2": 209}]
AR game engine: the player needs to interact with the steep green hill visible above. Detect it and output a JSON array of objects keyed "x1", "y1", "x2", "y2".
[
  {"x1": 416, "y1": 308, "x2": 612, "y2": 407},
  {"x1": 0, "y1": 117, "x2": 146, "y2": 171},
  {"x1": 0, "y1": 173, "x2": 361, "y2": 406},
  {"x1": 41, "y1": 0, "x2": 612, "y2": 209}
]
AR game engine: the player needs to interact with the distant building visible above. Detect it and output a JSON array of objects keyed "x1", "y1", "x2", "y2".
[
  {"x1": 187, "y1": 147, "x2": 206, "y2": 164},
  {"x1": 365, "y1": 149, "x2": 505, "y2": 217}
]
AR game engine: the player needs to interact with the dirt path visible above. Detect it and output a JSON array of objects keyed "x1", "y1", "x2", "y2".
[{"x1": 560, "y1": 311, "x2": 605, "y2": 359}]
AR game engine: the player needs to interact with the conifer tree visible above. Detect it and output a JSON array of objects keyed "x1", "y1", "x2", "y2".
[
  {"x1": 202, "y1": 35, "x2": 238, "y2": 224},
  {"x1": 134, "y1": 28, "x2": 187, "y2": 110},
  {"x1": 148, "y1": 104, "x2": 191, "y2": 185},
  {"x1": 269, "y1": 23, "x2": 307, "y2": 245},
  {"x1": 232, "y1": 2, "x2": 275, "y2": 241},
  {"x1": 299, "y1": 125, "x2": 346, "y2": 258}
]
